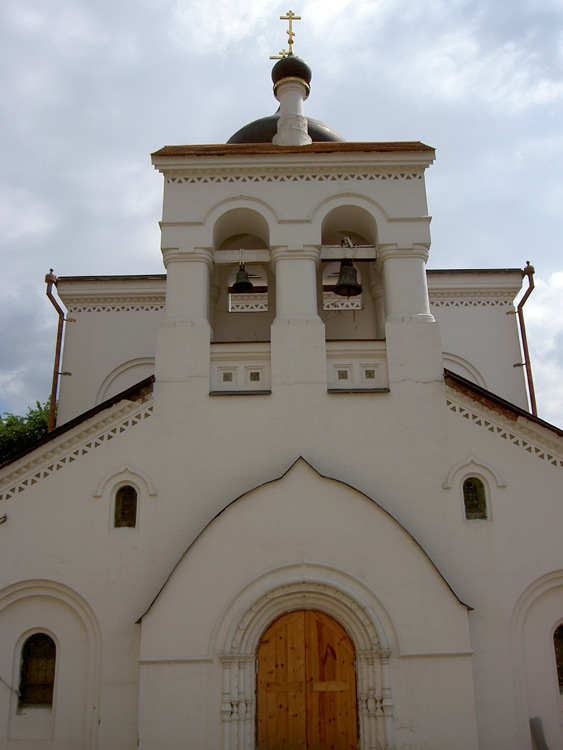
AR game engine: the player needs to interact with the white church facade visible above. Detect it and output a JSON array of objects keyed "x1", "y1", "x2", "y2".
[{"x1": 0, "y1": 41, "x2": 562, "y2": 750}]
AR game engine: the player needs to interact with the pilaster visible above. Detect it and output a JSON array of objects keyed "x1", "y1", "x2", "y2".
[
  {"x1": 378, "y1": 244, "x2": 444, "y2": 387},
  {"x1": 270, "y1": 246, "x2": 326, "y2": 388},
  {"x1": 154, "y1": 247, "x2": 212, "y2": 387}
]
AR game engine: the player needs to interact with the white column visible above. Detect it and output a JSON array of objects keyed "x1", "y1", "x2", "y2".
[
  {"x1": 154, "y1": 247, "x2": 213, "y2": 387},
  {"x1": 379, "y1": 245, "x2": 434, "y2": 322},
  {"x1": 163, "y1": 248, "x2": 212, "y2": 324},
  {"x1": 378, "y1": 244, "x2": 444, "y2": 387},
  {"x1": 379, "y1": 651, "x2": 396, "y2": 750},
  {"x1": 272, "y1": 247, "x2": 320, "y2": 321}
]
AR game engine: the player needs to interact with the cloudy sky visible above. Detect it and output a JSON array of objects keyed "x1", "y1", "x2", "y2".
[{"x1": 1, "y1": 0, "x2": 562, "y2": 426}]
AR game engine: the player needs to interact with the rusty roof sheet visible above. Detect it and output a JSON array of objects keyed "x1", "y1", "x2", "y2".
[
  {"x1": 152, "y1": 141, "x2": 435, "y2": 158},
  {"x1": 445, "y1": 370, "x2": 563, "y2": 438}
]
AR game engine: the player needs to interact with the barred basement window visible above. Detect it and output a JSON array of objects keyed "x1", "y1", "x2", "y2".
[
  {"x1": 463, "y1": 477, "x2": 487, "y2": 520},
  {"x1": 554, "y1": 624, "x2": 563, "y2": 693},
  {"x1": 114, "y1": 485, "x2": 138, "y2": 528},
  {"x1": 19, "y1": 633, "x2": 56, "y2": 707}
]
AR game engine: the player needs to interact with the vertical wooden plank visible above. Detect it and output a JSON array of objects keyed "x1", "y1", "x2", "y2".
[
  {"x1": 257, "y1": 611, "x2": 307, "y2": 749},
  {"x1": 305, "y1": 611, "x2": 357, "y2": 750}
]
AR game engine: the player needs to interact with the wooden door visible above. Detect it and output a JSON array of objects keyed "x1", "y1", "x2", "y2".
[{"x1": 257, "y1": 610, "x2": 357, "y2": 750}]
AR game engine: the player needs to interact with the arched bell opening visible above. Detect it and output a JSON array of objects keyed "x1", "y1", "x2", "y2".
[
  {"x1": 319, "y1": 206, "x2": 381, "y2": 340},
  {"x1": 211, "y1": 209, "x2": 275, "y2": 343}
]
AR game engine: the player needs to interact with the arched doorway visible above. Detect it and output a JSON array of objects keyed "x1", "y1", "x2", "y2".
[{"x1": 257, "y1": 610, "x2": 358, "y2": 749}]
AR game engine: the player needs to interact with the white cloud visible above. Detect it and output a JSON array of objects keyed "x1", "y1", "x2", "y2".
[
  {"x1": 385, "y1": 26, "x2": 563, "y2": 111},
  {"x1": 169, "y1": 0, "x2": 273, "y2": 55},
  {"x1": 0, "y1": 188, "x2": 58, "y2": 243}
]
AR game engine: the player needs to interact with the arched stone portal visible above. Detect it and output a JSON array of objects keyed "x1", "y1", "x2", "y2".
[{"x1": 218, "y1": 572, "x2": 395, "y2": 750}]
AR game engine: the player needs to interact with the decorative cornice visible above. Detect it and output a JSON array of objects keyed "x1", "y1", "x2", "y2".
[
  {"x1": 0, "y1": 395, "x2": 154, "y2": 502},
  {"x1": 166, "y1": 166, "x2": 424, "y2": 184},
  {"x1": 64, "y1": 294, "x2": 165, "y2": 313},
  {"x1": 430, "y1": 289, "x2": 515, "y2": 307},
  {"x1": 446, "y1": 387, "x2": 563, "y2": 469}
]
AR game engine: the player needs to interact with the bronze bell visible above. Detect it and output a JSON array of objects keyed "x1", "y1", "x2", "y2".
[
  {"x1": 231, "y1": 264, "x2": 254, "y2": 294},
  {"x1": 333, "y1": 259, "x2": 362, "y2": 297}
]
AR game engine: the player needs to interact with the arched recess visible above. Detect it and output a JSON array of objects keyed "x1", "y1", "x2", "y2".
[
  {"x1": 0, "y1": 580, "x2": 101, "y2": 749},
  {"x1": 442, "y1": 353, "x2": 487, "y2": 389},
  {"x1": 211, "y1": 205, "x2": 273, "y2": 251},
  {"x1": 96, "y1": 357, "x2": 155, "y2": 405},
  {"x1": 320, "y1": 204, "x2": 377, "y2": 247},
  {"x1": 310, "y1": 195, "x2": 385, "y2": 244},
  {"x1": 510, "y1": 571, "x2": 563, "y2": 750}
]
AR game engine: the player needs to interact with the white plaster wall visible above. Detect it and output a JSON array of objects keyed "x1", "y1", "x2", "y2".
[
  {"x1": 429, "y1": 270, "x2": 528, "y2": 407},
  {"x1": 56, "y1": 277, "x2": 165, "y2": 425},
  {"x1": 0, "y1": 358, "x2": 561, "y2": 748}
]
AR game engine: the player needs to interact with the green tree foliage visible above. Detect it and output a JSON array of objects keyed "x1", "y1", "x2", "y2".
[{"x1": 0, "y1": 399, "x2": 51, "y2": 464}]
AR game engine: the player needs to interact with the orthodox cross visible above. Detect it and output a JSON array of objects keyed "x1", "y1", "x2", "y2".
[
  {"x1": 282, "y1": 10, "x2": 301, "y2": 53},
  {"x1": 270, "y1": 9, "x2": 301, "y2": 59}
]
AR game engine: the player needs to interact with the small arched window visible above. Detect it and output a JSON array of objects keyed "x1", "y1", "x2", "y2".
[
  {"x1": 554, "y1": 624, "x2": 563, "y2": 693},
  {"x1": 19, "y1": 633, "x2": 56, "y2": 707},
  {"x1": 463, "y1": 477, "x2": 487, "y2": 520},
  {"x1": 114, "y1": 485, "x2": 138, "y2": 528}
]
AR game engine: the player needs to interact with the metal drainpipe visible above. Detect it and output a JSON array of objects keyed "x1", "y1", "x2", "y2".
[
  {"x1": 514, "y1": 261, "x2": 537, "y2": 416},
  {"x1": 45, "y1": 269, "x2": 66, "y2": 432}
]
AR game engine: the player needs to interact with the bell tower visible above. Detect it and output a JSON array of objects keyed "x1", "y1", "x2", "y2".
[{"x1": 151, "y1": 19, "x2": 442, "y2": 413}]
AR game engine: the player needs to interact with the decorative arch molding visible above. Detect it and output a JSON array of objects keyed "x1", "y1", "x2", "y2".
[
  {"x1": 215, "y1": 562, "x2": 397, "y2": 750},
  {"x1": 96, "y1": 357, "x2": 155, "y2": 405},
  {"x1": 510, "y1": 571, "x2": 563, "y2": 750},
  {"x1": 443, "y1": 455, "x2": 506, "y2": 489},
  {"x1": 204, "y1": 198, "x2": 279, "y2": 242},
  {"x1": 93, "y1": 464, "x2": 158, "y2": 498},
  {"x1": 310, "y1": 194, "x2": 388, "y2": 236},
  {"x1": 442, "y1": 353, "x2": 487, "y2": 389},
  {"x1": 0, "y1": 579, "x2": 101, "y2": 749}
]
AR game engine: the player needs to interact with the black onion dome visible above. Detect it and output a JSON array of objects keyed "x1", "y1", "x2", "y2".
[
  {"x1": 227, "y1": 112, "x2": 344, "y2": 144},
  {"x1": 271, "y1": 53, "x2": 312, "y2": 90}
]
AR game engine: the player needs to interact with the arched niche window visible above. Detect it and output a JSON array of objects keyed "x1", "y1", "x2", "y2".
[
  {"x1": 18, "y1": 633, "x2": 56, "y2": 707},
  {"x1": 114, "y1": 485, "x2": 138, "y2": 528},
  {"x1": 554, "y1": 624, "x2": 563, "y2": 693},
  {"x1": 463, "y1": 477, "x2": 487, "y2": 520}
]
